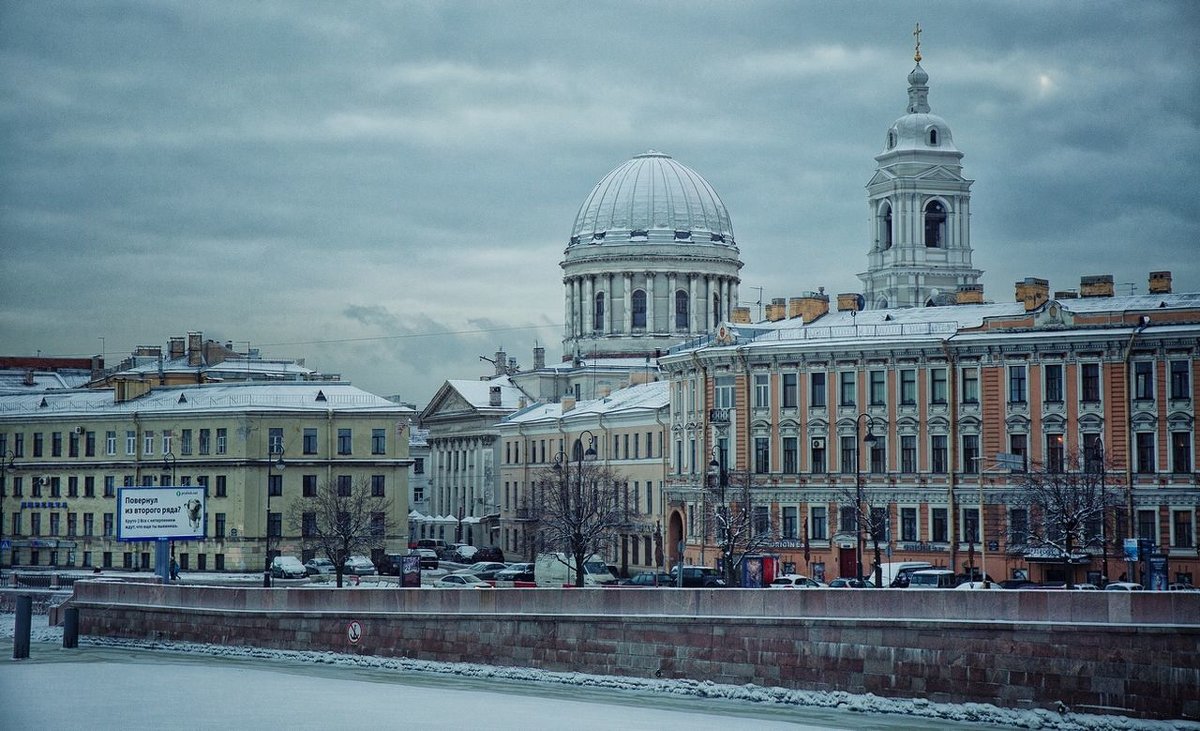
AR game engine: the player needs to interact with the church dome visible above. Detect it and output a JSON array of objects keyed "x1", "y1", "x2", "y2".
[
  {"x1": 569, "y1": 151, "x2": 735, "y2": 246},
  {"x1": 885, "y1": 112, "x2": 958, "y2": 153}
]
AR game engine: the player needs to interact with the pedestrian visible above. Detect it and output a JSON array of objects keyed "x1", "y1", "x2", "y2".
[{"x1": 170, "y1": 557, "x2": 180, "y2": 581}]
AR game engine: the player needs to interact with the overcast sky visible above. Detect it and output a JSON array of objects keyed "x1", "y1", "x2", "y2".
[{"x1": 2, "y1": 1, "x2": 1197, "y2": 406}]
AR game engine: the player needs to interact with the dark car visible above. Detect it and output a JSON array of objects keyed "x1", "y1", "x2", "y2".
[
  {"x1": 474, "y1": 546, "x2": 505, "y2": 562},
  {"x1": 669, "y1": 566, "x2": 726, "y2": 588},
  {"x1": 621, "y1": 571, "x2": 673, "y2": 587},
  {"x1": 494, "y1": 562, "x2": 535, "y2": 582},
  {"x1": 457, "y1": 561, "x2": 509, "y2": 581}
]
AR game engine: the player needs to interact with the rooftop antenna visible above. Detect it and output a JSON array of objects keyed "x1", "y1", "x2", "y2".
[
  {"x1": 748, "y1": 286, "x2": 764, "y2": 322},
  {"x1": 1121, "y1": 282, "x2": 1137, "y2": 296}
]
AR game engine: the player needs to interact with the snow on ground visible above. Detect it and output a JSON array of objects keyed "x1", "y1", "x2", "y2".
[{"x1": 0, "y1": 614, "x2": 1195, "y2": 731}]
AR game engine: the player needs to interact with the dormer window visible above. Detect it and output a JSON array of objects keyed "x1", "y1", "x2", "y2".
[
  {"x1": 928, "y1": 128, "x2": 939, "y2": 145},
  {"x1": 887, "y1": 130, "x2": 896, "y2": 149}
]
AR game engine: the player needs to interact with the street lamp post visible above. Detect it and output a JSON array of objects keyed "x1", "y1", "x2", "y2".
[
  {"x1": 162, "y1": 451, "x2": 178, "y2": 578},
  {"x1": 707, "y1": 445, "x2": 729, "y2": 584},
  {"x1": 264, "y1": 445, "x2": 285, "y2": 588},
  {"x1": 0, "y1": 450, "x2": 15, "y2": 570},
  {"x1": 552, "y1": 430, "x2": 596, "y2": 587},
  {"x1": 855, "y1": 414, "x2": 878, "y2": 586}
]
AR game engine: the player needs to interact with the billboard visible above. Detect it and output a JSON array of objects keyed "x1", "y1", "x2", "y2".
[{"x1": 117, "y1": 487, "x2": 207, "y2": 541}]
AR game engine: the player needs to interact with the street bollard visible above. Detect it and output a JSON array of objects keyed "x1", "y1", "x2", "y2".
[
  {"x1": 14, "y1": 595, "x2": 32, "y2": 659},
  {"x1": 63, "y1": 607, "x2": 79, "y2": 649}
]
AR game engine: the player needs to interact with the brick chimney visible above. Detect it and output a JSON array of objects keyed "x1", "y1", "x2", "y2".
[
  {"x1": 493, "y1": 350, "x2": 507, "y2": 376},
  {"x1": 488, "y1": 385, "x2": 502, "y2": 407},
  {"x1": 1080, "y1": 274, "x2": 1114, "y2": 298},
  {"x1": 836, "y1": 293, "x2": 862, "y2": 312},
  {"x1": 955, "y1": 284, "x2": 983, "y2": 305},
  {"x1": 168, "y1": 337, "x2": 185, "y2": 360},
  {"x1": 765, "y1": 298, "x2": 787, "y2": 321},
  {"x1": 1015, "y1": 278, "x2": 1049, "y2": 312},
  {"x1": 533, "y1": 346, "x2": 545, "y2": 370},
  {"x1": 1149, "y1": 270, "x2": 1172, "y2": 294},
  {"x1": 187, "y1": 331, "x2": 203, "y2": 367},
  {"x1": 790, "y1": 289, "x2": 830, "y2": 323},
  {"x1": 731, "y1": 307, "x2": 752, "y2": 324}
]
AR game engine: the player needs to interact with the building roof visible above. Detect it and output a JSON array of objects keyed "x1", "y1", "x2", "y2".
[
  {"x1": 502, "y1": 381, "x2": 668, "y2": 426},
  {"x1": 0, "y1": 369, "x2": 92, "y2": 393}
]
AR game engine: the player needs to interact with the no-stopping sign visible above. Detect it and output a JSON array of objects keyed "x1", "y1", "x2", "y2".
[{"x1": 347, "y1": 620, "x2": 362, "y2": 644}]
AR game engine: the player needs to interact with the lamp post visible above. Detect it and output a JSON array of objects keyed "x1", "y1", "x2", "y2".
[
  {"x1": 0, "y1": 450, "x2": 15, "y2": 570},
  {"x1": 162, "y1": 451, "x2": 178, "y2": 577},
  {"x1": 707, "y1": 445, "x2": 729, "y2": 584},
  {"x1": 855, "y1": 414, "x2": 878, "y2": 586},
  {"x1": 162, "y1": 452, "x2": 177, "y2": 485},
  {"x1": 552, "y1": 430, "x2": 597, "y2": 586},
  {"x1": 264, "y1": 445, "x2": 285, "y2": 588}
]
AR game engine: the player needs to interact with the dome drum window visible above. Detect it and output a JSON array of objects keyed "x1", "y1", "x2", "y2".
[
  {"x1": 674, "y1": 230, "x2": 692, "y2": 241},
  {"x1": 924, "y1": 200, "x2": 947, "y2": 248},
  {"x1": 928, "y1": 128, "x2": 939, "y2": 145},
  {"x1": 630, "y1": 229, "x2": 648, "y2": 241},
  {"x1": 710, "y1": 233, "x2": 726, "y2": 243},
  {"x1": 632, "y1": 290, "x2": 648, "y2": 329},
  {"x1": 675, "y1": 290, "x2": 689, "y2": 330}
]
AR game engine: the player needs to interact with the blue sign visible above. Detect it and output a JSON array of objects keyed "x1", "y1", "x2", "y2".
[{"x1": 1123, "y1": 538, "x2": 1139, "y2": 562}]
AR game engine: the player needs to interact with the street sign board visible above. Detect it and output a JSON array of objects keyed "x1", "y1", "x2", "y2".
[
  {"x1": 994, "y1": 453, "x2": 1024, "y2": 470},
  {"x1": 116, "y1": 487, "x2": 207, "y2": 541}
]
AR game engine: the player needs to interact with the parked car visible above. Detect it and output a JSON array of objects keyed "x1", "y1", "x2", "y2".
[
  {"x1": 827, "y1": 577, "x2": 869, "y2": 588},
  {"x1": 304, "y1": 557, "x2": 336, "y2": 576},
  {"x1": 620, "y1": 571, "x2": 672, "y2": 587},
  {"x1": 908, "y1": 569, "x2": 957, "y2": 589},
  {"x1": 769, "y1": 574, "x2": 823, "y2": 588},
  {"x1": 450, "y1": 544, "x2": 479, "y2": 562},
  {"x1": 416, "y1": 538, "x2": 448, "y2": 553},
  {"x1": 668, "y1": 565, "x2": 726, "y2": 588},
  {"x1": 1105, "y1": 582, "x2": 1144, "y2": 591},
  {"x1": 270, "y1": 556, "x2": 307, "y2": 580},
  {"x1": 999, "y1": 579, "x2": 1038, "y2": 590},
  {"x1": 494, "y1": 562, "x2": 535, "y2": 582},
  {"x1": 954, "y1": 580, "x2": 1001, "y2": 590},
  {"x1": 343, "y1": 555, "x2": 378, "y2": 576},
  {"x1": 876, "y1": 561, "x2": 933, "y2": 588},
  {"x1": 474, "y1": 546, "x2": 505, "y2": 562},
  {"x1": 1168, "y1": 583, "x2": 1199, "y2": 591},
  {"x1": 433, "y1": 573, "x2": 492, "y2": 589},
  {"x1": 410, "y1": 548, "x2": 439, "y2": 570},
  {"x1": 456, "y1": 561, "x2": 509, "y2": 580}
]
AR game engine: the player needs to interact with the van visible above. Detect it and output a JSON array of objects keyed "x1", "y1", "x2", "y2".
[
  {"x1": 908, "y1": 569, "x2": 957, "y2": 589},
  {"x1": 535, "y1": 552, "x2": 617, "y2": 587},
  {"x1": 416, "y1": 538, "x2": 448, "y2": 553},
  {"x1": 876, "y1": 561, "x2": 934, "y2": 588}
]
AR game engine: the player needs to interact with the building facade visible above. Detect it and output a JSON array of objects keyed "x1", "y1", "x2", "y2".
[{"x1": 0, "y1": 382, "x2": 412, "y2": 573}]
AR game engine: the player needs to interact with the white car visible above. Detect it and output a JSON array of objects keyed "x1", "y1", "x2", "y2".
[
  {"x1": 433, "y1": 574, "x2": 492, "y2": 589},
  {"x1": 342, "y1": 555, "x2": 378, "y2": 576},
  {"x1": 954, "y1": 580, "x2": 1001, "y2": 590},
  {"x1": 270, "y1": 556, "x2": 307, "y2": 580},
  {"x1": 769, "y1": 574, "x2": 823, "y2": 588},
  {"x1": 1105, "y1": 582, "x2": 1144, "y2": 591}
]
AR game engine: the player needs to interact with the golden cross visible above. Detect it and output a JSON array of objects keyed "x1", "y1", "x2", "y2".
[{"x1": 913, "y1": 22, "x2": 923, "y2": 62}]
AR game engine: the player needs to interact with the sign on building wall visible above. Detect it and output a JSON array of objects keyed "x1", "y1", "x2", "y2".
[{"x1": 116, "y1": 487, "x2": 207, "y2": 541}]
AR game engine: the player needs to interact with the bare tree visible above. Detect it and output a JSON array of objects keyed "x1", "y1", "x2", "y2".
[
  {"x1": 286, "y1": 476, "x2": 396, "y2": 588},
  {"x1": 838, "y1": 485, "x2": 891, "y2": 587},
  {"x1": 1013, "y1": 449, "x2": 1119, "y2": 588},
  {"x1": 704, "y1": 466, "x2": 778, "y2": 587},
  {"x1": 529, "y1": 459, "x2": 630, "y2": 587}
]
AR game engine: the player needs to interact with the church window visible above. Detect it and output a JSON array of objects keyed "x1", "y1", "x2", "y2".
[
  {"x1": 593, "y1": 292, "x2": 605, "y2": 332},
  {"x1": 928, "y1": 128, "x2": 939, "y2": 145},
  {"x1": 924, "y1": 200, "x2": 947, "y2": 248},
  {"x1": 881, "y1": 203, "x2": 893, "y2": 249},
  {"x1": 886, "y1": 130, "x2": 895, "y2": 149},
  {"x1": 631, "y1": 289, "x2": 647, "y2": 329},
  {"x1": 712, "y1": 293, "x2": 721, "y2": 328},
  {"x1": 675, "y1": 290, "x2": 689, "y2": 330}
]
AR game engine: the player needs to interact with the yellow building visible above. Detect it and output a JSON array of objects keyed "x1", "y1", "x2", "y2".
[{"x1": 0, "y1": 382, "x2": 412, "y2": 574}]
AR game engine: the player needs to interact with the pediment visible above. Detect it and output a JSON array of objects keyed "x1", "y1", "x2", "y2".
[
  {"x1": 867, "y1": 169, "x2": 895, "y2": 187},
  {"x1": 421, "y1": 385, "x2": 475, "y2": 420},
  {"x1": 914, "y1": 166, "x2": 966, "y2": 182}
]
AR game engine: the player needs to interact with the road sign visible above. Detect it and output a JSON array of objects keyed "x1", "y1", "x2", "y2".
[{"x1": 347, "y1": 621, "x2": 362, "y2": 645}]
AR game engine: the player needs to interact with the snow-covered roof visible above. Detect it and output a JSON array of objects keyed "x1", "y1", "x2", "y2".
[
  {"x1": 502, "y1": 381, "x2": 668, "y2": 426},
  {"x1": 445, "y1": 376, "x2": 527, "y2": 410},
  {"x1": 113, "y1": 355, "x2": 318, "y2": 379},
  {"x1": 0, "y1": 382, "x2": 412, "y2": 418},
  {"x1": 0, "y1": 369, "x2": 92, "y2": 392}
]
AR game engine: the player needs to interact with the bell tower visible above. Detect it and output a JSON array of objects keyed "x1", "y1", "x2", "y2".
[{"x1": 859, "y1": 27, "x2": 982, "y2": 309}]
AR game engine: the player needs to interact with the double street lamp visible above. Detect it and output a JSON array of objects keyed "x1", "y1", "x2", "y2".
[
  {"x1": 552, "y1": 430, "x2": 596, "y2": 585},
  {"x1": 708, "y1": 445, "x2": 730, "y2": 586},
  {"x1": 264, "y1": 445, "x2": 285, "y2": 588},
  {"x1": 855, "y1": 414, "x2": 879, "y2": 586}
]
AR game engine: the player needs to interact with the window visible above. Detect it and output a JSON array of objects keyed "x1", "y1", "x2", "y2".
[
  {"x1": 103, "y1": 513, "x2": 114, "y2": 537},
  {"x1": 199, "y1": 429, "x2": 211, "y2": 455},
  {"x1": 303, "y1": 474, "x2": 317, "y2": 497},
  {"x1": 1044, "y1": 364, "x2": 1063, "y2": 403},
  {"x1": 782, "y1": 507, "x2": 798, "y2": 539},
  {"x1": 267, "y1": 513, "x2": 282, "y2": 539},
  {"x1": 126, "y1": 431, "x2": 137, "y2": 456},
  {"x1": 930, "y1": 368, "x2": 947, "y2": 405},
  {"x1": 869, "y1": 440, "x2": 886, "y2": 474},
  {"x1": 811, "y1": 507, "x2": 828, "y2": 540},
  {"x1": 881, "y1": 203, "x2": 893, "y2": 249},
  {"x1": 782, "y1": 437, "x2": 798, "y2": 474},
  {"x1": 302, "y1": 512, "x2": 317, "y2": 538},
  {"x1": 674, "y1": 290, "x2": 689, "y2": 329},
  {"x1": 631, "y1": 289, "x2": 647, "y2": 329},
  {"x1": 901, "y1": 435, "x2": 916, "y2": 473},
  {"x1": 84, "y1": 476, "x2": 94, "y2": 498},
  {"x1": 961, "y1": 367, "x2": 979, "y2": 404},
  {"x1": 68, "y1": 432, "x2": 79, "y2": 458},
  {"x1": 216, "y1": 428, "x2": 227, "y2": 455},
  {"x1": 1134, "y1": 361, "x2": 1154, "y2": 400},
  {"x1": 810, "y1": 438, "x2": 826, "y2": 474},
  {"x1": 215, "y1": 475, "x2": 227, "y2": 498},
  {"x1": 297, "y1": 428, "x2": 316, "y2": 455},
  {"x1": 839, "y1": 506, "x2": 858, "y2": 533},
  {"x1": 268, "y1": 473, "x2": 282, "y2": 497},
  {"x1": 929, "y1": 128, "x2": 939, "y2": 145},
  {"x1": 1136, "y1": 432, "x2": 1155, "y2": 474},
  {"x1": 83, "y1": 513, "x2": 94, "y2": 537},
  {"x1": 371, "y1": 428, "x2": 386, "y2": 455},
  {"x1": 1009, "y1": 434, "x2": 1028, "y2": 472},
  {"x1": 338, "y1": 429, "x2": 352, "y2": 455},
  {"x1": 68, "y1": 476, "x2": 78, "y2": 498},
  {"x1": 1045, "y1": 434, "x2": 1064, "y2": 473},
  {"x1": 931, "y1": 435, "x2": 948, "y2": 474},
  {"x1": 53, "y1": 432, "x2": 64, "y2": 457},
  {"x1": 714, "y1": 376, "x2": 734, "y2": 410},
  {"x1": 754, "y1": 437, "x2": 770, "y2": 474},
  {"x1": 782, "y1": 373, "x2": 798, "y2": 409},
  {"x1": 1008, "y1": 365, "x2": 1027, "y2": 404},
  {"x1": 1172, "y1": 432, "x2": 1192, "y2": 474},
  {"x1": 899, "y1": 369, "x2": 917, "y2": 405},
  {"x1": 753, "y1": 506, "x2": 769, "y2": 536},
  {"x1": 839, "y1": 371, "x2": 856, "y2": 407},
  {"x1": 753, "y1": 374, "x2": 769, "y2": 409},
  {"x1": 1009, "y1": 508, "x2": 1029, "y2": 546},
  {"x1": 106, "y1": 431, "x2": 117, "y2": 456},
  {"x1": 931, "y1": 508, "x2": 948, "y2": 542},
  {"x1": 215, "y1": 513, "x2": 226, "y2": 539},
  {"x1": 961, "y1": 508, "x2": 980, "y2": 544},
  {"x1": 1173, "y1": 510, "x2": 1195, "y2": 549},
  {"x1": 1170, "y1": 361, "x2": 1190, "y2": 400},
  {"x1": 32, "y1": 432, "x2": 44, "y2": 458},
  {"x1": 870, "y1": 507, "x2": 888, "y2": 542},
  {"x1": 413, "y1": 457, "x2": 425, "y2": 475},
  {"x1": 50, "y1": 512, "x2": 60, "y2": 536},
  {"x1": 371, "y1": 474, "x2": 385, "y2": 497},
  {"x1": 810, "y1": 372, "x2": 826, "y2": 408},
  {"x1": 1081, "y1": 363, "x2": 1100, "y2": 402},
  {"x1": 144, "y1": 431, "x2": 155, "y2": 455},
  {"x1": 593, "y1": 292, "x2": 605, "y2": 331},
  {"x1": 268, "y1": 427, "x2": 283, "y2": 455},
  {"x1": 337, "y1": 475, "x2": 352, "y2": 496},
  {"x1": 924, "y1": 200, "x2": 946, "y2": 248},
  {"x1": 869, "y1": 370, "x2": 886, "y2": 406},
  {"x1": 1136, "y1": 509, "x2": 1156, "y2": 541},
  {"x1": 962, "y1": 434, "x2": 979, "y2": 474},
  {"x1": 104, "y1": 476, "x2": 115, "y2": 498},
  {"x1": 180, "y1": 429, "x2": 192, "y2": 455},
  {"x1": 900, "y1": 508, "x2": 917, "y2": 542},
  {"x1": 161, "y1": 431, "x2": 171, "y2": 455},
  {"x1": 839, "y1": 436, "x2": 857, "y2": 474}
]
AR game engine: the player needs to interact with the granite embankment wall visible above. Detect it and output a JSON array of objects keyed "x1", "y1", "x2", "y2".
[{"x1": 70, "y1": 582, "x2": 1200, "y2": 721}]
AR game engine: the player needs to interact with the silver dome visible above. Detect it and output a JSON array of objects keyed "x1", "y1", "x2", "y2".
[{"x1": 569, "y1": 151, "x2": 735, "y2": 245}]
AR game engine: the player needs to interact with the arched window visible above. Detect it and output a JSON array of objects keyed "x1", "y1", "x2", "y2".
[
  {"x1": 887, "y1": 130, "x2": 896, "y2": 149},
  {"x1": 924, "y1": 200, "x2": 947, "y2": 248},
  {"x1": 928, "y1": 128, "x2": 939, "y2": 145},
  {"x1": 631, "y1": 289, "x2": 647, "y2": 329},
  {"x1": 593, "y1": 292, "x2": 605, "y2": 332},
  {"x1": 712, "y1": 293, "x2": 721, "y2": 328},
  {"x1": 675, "y1": 290, "x2": 689, "y2": 330},
  {"x1": 881, "y1": 203, "x2": 893, "y2": 250}
]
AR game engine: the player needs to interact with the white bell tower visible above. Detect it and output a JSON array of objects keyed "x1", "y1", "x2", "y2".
[{"x1": 859, "y1": 26, "x2": 981, "y2": 309}]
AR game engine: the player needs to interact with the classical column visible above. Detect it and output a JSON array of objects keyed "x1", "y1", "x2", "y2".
[
  {"x1": 689, "y1": 274, "x2": 700, "y2": 334},
  {"x1": 668, "y1": 273, "x2": 679, "y2": 331},
  {"x1": 623, "y1": 272, "x2": 633, "y2": 333},
  {"x1": 607, "y1": 273, "x2": 616, "y2": 334},
  {"x1": 583, "y1": 276, "x2": 594, "y2": 334},
  {"x1": 644, "y1": 271, "x2": 656, "y2": 333}
]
